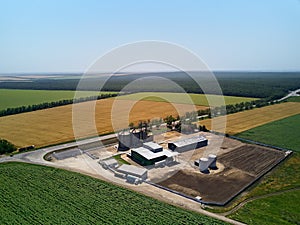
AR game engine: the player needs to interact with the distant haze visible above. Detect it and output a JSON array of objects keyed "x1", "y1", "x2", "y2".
[{"x1": 1, "y1": 1, "x2": 300, "y2": 73}]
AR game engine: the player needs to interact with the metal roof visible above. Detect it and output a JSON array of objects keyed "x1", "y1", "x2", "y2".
[
  {"x1": 143, "y1": 142, "x2": 162, "y2": 150},
  {"x1": 132, "y1": 147, "x2": 178, "y2": 160},
  {"x1": 102, "y1": 158, "x2": 118, "y2": 166},
  {"x1": 117, "y1": 164, "x2": 147, "y2": 177},
  {"x1": 52, "y1": 148, "x2": 82, "y2": 160},
  {"x1": 170, "y1": 136, "x2": 207, "y2": 148}
]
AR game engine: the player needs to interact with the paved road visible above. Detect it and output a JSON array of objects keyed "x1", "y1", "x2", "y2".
[
  {"x1": 275, "y1": 88, "x2": 300, "y2": 102},
  {"x1": 0, "y1": 133, "x2": 117, "y2": 164}
]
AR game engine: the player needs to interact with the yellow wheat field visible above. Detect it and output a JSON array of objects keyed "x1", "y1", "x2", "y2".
[
  {"x1": 200, "y1": 102, "x2": 300, "y2": 135},
  {"x1": 0, "y1": 98, "x2": 206, "y2": 148}
]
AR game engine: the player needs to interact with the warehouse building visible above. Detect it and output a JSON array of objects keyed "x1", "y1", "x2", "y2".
[
  {"x1": 168, "y1": 136, "x2": 208, "y2": 152},
  {"x1": 99, "y1": 158, "x2": 119, "y2": 170},
  {"x1": 117, "y1": 164, "x2": 148, "y2": 181},
  {"x1": 131, "y1": 143, "x2": 178, "y2": 166},
  {"x1": 52, "y1": 148, "x2": 82, "y2": 160}
]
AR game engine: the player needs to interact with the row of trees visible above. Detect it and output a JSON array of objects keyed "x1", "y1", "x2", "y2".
[
  {"x1": 0, "y1": 93, "x2": 118, "y2": 117},
  {"x1": 126, "y1": 98, "x2": 280, "y2": 134},
  {"x1": 197, "y1": 99, "x2": 281, "y2": 118}
]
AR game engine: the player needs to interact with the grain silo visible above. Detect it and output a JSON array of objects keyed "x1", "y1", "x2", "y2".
[
  {"x1": 199, "y1": 157, "x2": 209, "y2": 172},
  {"x1": 118, "y1": 131, "x2": 132, "y2": 151},
  {"x1": 131, "y1": 130, "x2": 142, "y2": 148},
  {"x1": 208, "y1": 154, "x2": 217, "y2": 169}
]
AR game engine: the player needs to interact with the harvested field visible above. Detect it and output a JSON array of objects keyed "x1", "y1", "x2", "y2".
[
  {"x1": 158, "y1": 144, "x2": 286, "y2": 205},
  {"x1": 0, "y1": 98, "x2": 206, "y2": 148},
  {"x1": 200, "y1": 102, "x2": 300, "y2": 134}
]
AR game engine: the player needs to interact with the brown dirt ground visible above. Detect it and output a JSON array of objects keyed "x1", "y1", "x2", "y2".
[
  {"x1": 158, "y1": 144, "x2": 286, "y2": 204},
  {"x1": 0, "y1": 98, "x2": 206, "y2": 148},
  {"x1": 200, "y1": 102, "x2": 300, "y2": 134}
]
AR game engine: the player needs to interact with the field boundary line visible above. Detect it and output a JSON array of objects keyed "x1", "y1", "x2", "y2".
[{"x1": 220, "y1": 187, "x2": 300, "y2": 216}]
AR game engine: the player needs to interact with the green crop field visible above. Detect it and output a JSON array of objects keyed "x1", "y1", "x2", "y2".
[
  {"x1": 229, "y1": 190, "x2": 300, "y2": 225},
  {"x1": 227, "y1": 114, "x2": 300, "y2": 224},
  {"x1": 236, "y1": 114, "x2": 300, "y2": 152},
  {"x1": 287, "y1": 96, "x2": 300, "y2": 102},
  {"x1": 0, "y1": 89, "x2": 116, "y2": 111},
  {"x1": 0, "y1": 162, "x2": 226, "y2": 225},
  {"x1": 116, "y1": 92, "x2": 258, "y2": 106}
]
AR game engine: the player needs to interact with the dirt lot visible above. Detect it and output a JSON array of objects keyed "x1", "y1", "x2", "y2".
[
  {"x1": 219, "y1": 145, "x2": 285, "y2": 176},
  {"x1": 200, "y1": 102, "x2": 300, "y2": 134},
  {"x1": 0, "y1": 98, "x2": 206, "y2": 147},
  {"x1": 158, "y1": 139, "x2": 286, "y2": 204}
]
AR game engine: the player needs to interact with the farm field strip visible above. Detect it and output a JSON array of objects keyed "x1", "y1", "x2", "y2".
[
  {"x1": 228, "y1": 189, "x2": 300, "y2": 225},
  {"x1": 0, "y1": 98, "x2": 207, "y2": 148},
  {"x1": 0, "y1": 89, "x2": 117, "y2": 110},
  {"x1": 116, "y1": 92, "x2": 258, "y2": 106},
  {"x1": 236, "y1": 114, "x2": 300, "y2": 152},
  {"x1": 200, "y1": 102, "x2": 300, "y2": 134}
]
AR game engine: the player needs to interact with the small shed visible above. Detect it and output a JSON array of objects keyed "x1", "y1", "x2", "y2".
[{"x1": 99, "y1": 158, "x2": 119, "y2": 169}]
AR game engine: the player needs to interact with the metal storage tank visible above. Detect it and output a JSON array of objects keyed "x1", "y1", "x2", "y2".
[
  {"x1": 118, "y1": 131, "x2": 131, "y2": 151},
  {"x1": 131, "y1": 130, "x2": 142, "y2": 147},
  {"x1": 199, "y1": 157, "x2": 209, "y2": 172},
  {"x1": 208, "y1": 154, "x2": 217, "y2": 169}
]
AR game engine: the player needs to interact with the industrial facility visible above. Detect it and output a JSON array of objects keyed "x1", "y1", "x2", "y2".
[
  {"x1": 52, "y1": 148, "x2": 82, "y2": 160},
  {"x1": 131, "y1": 147, "x2": 177, "y2": 166},
  {"x1": 168, "y1": 136, "x2": 208, "y2": 152},
  {"x1": 194, "y1": 154, "x2": 218, "y2": 173},
  {"x1": 118, "y1": 128, "x2": 153, "y2": 151},
  {"x1": 117, "y1": 164, "x2": 148, "y2": 181},
  {"x1": 99, "y1": 157, "x2": 148, "y2": 184}
]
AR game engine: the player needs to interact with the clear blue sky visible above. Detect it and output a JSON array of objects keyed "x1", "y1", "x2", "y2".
[{"x1": 1, "y1": 0, "x2": 300, "y2": 73}]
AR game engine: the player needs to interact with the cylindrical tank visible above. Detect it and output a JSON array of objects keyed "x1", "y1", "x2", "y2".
[
  {"x1": 208, "y1": 154, "x2": 217, "y2": 169},
  {"x1": 118, "y1": 131, "x2": 131, "y2": 151},
  {"x1": 131, "y1": 130, "x2": 141, "y2": 147},
  {"x1": 199, "y1": 157, "x2": 209, "y2": 172}
]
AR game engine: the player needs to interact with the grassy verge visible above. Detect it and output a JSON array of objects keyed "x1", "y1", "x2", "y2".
[
  {"x1": 236, "y1": 114, "x2": 300, "y2": 152},
  {"x1": 286, "y1": 96, "x2": 300, "y2": 102},
  {"x1": 0, "y1": 162, "x2": 227, "y2": 225},
  {"x1": 113, "y1": 154, "x2": 131, "y2": 165},
  {"x1": 228, "y1": 190, "x2": 300, "y2": 225}
]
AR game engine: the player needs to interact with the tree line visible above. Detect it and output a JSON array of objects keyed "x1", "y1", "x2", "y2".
[
  {"x1": 0, "y1": 93, "x2": 118, "y2": 117},
  {"x1": 1, "y1": 72, "x2": 300, "y2": 100},
  {"x1": 0, "y1": 139, "x2": 16, "y2": 155}
]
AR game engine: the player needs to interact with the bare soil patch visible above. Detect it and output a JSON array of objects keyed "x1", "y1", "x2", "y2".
[{"x1": 158, "y1": 143, "x2": 286, "y2": 204}]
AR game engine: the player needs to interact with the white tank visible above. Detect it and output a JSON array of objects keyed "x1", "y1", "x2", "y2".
[
  {"x1": 199, "y1": 157, "x2": 209, "y2": 172},
  {"x1": 208, "y1": 154, "x2": 217, "y2": 169}
]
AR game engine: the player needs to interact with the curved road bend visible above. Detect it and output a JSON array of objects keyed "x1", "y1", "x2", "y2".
[{"x1": 275, "y1": 88, "x2": 300, "y2": 102}]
